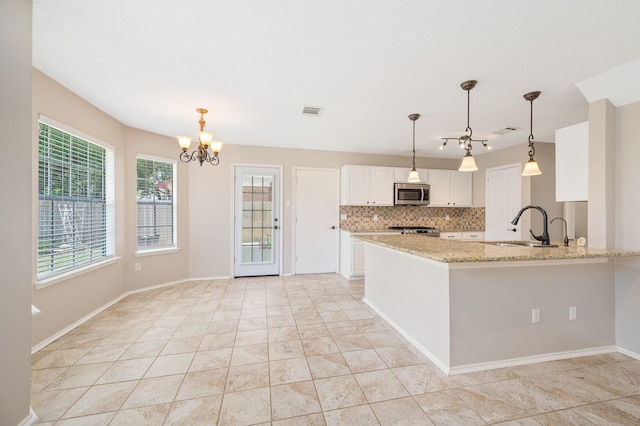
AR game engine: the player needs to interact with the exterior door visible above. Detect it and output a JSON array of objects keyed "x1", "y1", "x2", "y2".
[
  {"x1": 485, "y1": 164, "x2": 521, "y2": 241},
  {"x1": 294, "y1": 168, "x2": 340, "y2": 274},
  {"x1": 234, "y1": 166, "x2": 280, "y2": 277}
]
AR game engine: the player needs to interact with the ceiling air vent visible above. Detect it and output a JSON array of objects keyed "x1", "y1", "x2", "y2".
[
  {"x1": 302, "y1": 105, "x2": 323, "y2": 117},
  {"x1": 493, "y1": 127, "x2": 520, "y2": 135}
]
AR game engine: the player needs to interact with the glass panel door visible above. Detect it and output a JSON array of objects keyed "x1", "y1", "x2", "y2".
[{"x1": 234, "y1": 166, "x2": 280, "y2": 276}]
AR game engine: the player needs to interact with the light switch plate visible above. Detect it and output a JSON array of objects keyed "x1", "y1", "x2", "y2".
[{"x1": 532, "y1": 308, "x2": 540, "y2": 323}]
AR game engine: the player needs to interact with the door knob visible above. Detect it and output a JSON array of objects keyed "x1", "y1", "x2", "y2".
[
  {"x1": 329, "y1": 226, "x2": 336, "y2": 230},
  {"x1": 507, "y1": 228, "x2": 517, "y2": 232},
  {"x1": 274, "y1": 225, "x2": 279, "y2": 229}
]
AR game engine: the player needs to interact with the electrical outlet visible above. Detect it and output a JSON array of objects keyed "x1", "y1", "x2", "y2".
[
  {"x1": 569, "y1": 306, "x2": 577, "y2": 321},
  {"x1": 532, "y1": 308, "x2": 540, "y2": 323},
  {"x1": 134, "y1": 263, "x2": 142, "y2": 272},
  {"x1": 373, "y1": 214, "x2": 378, "y2": 221},
  {"x1": 340, "y1": 213, "x2": 348, "y2": 220}
]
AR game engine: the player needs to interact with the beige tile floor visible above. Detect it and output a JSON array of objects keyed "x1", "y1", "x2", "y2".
[{"x1": 31, "y1": 274, "x2": 640, "y2": 425}]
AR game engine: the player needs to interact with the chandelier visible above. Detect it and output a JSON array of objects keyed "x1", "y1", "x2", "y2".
[
  {"x1": 521, "y1": 91, "x2": 542, "y2": 176},
  {"x1": 440, "y1": 80, "x2": 490, "y2": 172},
  {"x1": 177, "y1": 108, "x2": 223, "y2": 166}
]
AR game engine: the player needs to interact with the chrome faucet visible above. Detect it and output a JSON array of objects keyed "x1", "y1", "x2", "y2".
[
  {"x1": 511, "y1": 205, "x2": 550, "y2": 246},
  {"x1": 551, "y1": 217, "x2": 570, "y2": 246}
]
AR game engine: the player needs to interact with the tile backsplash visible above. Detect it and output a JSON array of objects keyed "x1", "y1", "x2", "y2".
[{"x1": 340, "y1": 206, "x2": 485, "y2": 232}]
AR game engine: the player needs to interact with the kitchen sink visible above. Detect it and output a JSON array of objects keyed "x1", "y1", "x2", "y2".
[{"x1": 485, "y1": 241, "x2": 559, "y2": 248}]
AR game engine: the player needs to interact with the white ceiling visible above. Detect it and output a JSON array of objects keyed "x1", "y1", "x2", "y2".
[{"x1": 32, "y1": 0, "x2": 640, "y2": 159}]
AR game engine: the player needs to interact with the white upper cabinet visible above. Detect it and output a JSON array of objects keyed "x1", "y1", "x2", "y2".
[
  {"x1": 556, "y1": 122, "x2": 588, "y2": 202},
  {"x1": 428, "y1": 169, "x2": 472, "y2": 207},
  {"x1": 341, "y1": 165, "x2": 394, "y2": 206},
  {"x1": 393, "y1": 167, "x2": 429, "y2": 183}
]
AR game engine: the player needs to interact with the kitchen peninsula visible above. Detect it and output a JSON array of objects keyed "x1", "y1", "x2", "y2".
[{"x1": 356, "y1": 234, "x2": 640, "y2": 375}]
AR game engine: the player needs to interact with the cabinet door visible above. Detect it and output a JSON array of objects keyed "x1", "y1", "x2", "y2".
[
  {"x1": 462, "y1": 231, "x2": 484, "y2": 241},
  {"x1": 341, "y1": 165, "x2": 370, "y2": 205},
  {"x1": 440, "y1": 232, "x2": 462, "y2": 240},
  {"x1": 556, "y1": 122, "x2": 588, "y2": 202},
  {"x1": 352, "y1": 240, "x2": 366, "y2": 276},
  {"x1": 370, "y1": 167, "x2": 394, "y2": 205},
  {"x1": 450, "y1": 171, "x2": 472, "y2": 206},
  {"x1": 428, "y1": 170, "x2": 451, "y2": 206}
]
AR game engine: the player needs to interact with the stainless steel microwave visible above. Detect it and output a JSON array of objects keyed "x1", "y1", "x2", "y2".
[{"x1": 394, "y1": 182, "x2": 430, "y2": 206}]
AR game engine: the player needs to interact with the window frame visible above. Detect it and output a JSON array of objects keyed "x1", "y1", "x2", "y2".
[
  {"x1": 36, "y1": 115, "x2": 116, "y2": 287},
  {"x1": 135, "y1": 154, "x2": 178, "y2": 255}
]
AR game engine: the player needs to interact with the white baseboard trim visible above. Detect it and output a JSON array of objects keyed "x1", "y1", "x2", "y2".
[
  {"x1": 617, "y1": 346, "x2": 640, "y2": 361},
  {"x1": 32, "y1": 292, "x2": 129, "y2": 354},
  {"x1": 188, "y1": 276, "x2": 231, "y2": 282},
  {"x1": 18, "y1": 407, "x2": 39, "y2": 426},
  {"x1": 447, "y1": 346, "x2": 619, "y2": 375},
  {"x1": 32, "y1": 277, "x2": 219, "y2": 354},
  {"x1": 362, "y1": 297, "x2": 451, "y2": 374}
]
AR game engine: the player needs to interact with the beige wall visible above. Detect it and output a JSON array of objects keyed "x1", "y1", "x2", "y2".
[
  {"x1": 31, "y1": 70, "x2": 128, "y2": 344},
  {"x1": 613, "y1": 100, "x2": 640, "y2": 355},
  {"x1": 124, "y1": 127, "x2": 190, "y2": 291},
  {"x1": 31, "y1": 72, "x2": 193, "y2": 345},
  {"x1": 0, "y1": 0, "x2": 33, "y2": 423}
]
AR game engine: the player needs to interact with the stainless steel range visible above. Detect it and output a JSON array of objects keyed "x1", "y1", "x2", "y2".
[{"x1": 388, "y1": 226, "x2": 440, "y2": 237}]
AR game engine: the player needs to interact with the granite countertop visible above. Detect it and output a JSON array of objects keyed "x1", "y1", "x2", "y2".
[{"x1": 354, "y1": 234, "x2": 640, "y2": 263}]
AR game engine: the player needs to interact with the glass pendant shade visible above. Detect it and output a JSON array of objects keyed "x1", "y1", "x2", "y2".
[
  {"x1": 177, "y1": 136, "x2": 192, "y2": 150},
  {"x1": 522, "y1": 158, "x2": 542, "y2": 176},
  {"x1": 198, "y1": 131, "x2": 214, "y2": 147},
  {"x1": 458, "y1": 152, "x2": 478, "y2": 172},
  {"x1": 407, "y1": 168, "x2": 421, "y2": 183},
  {"x1": 210, "y1": 141, "x2": 223, "y2": 154}
]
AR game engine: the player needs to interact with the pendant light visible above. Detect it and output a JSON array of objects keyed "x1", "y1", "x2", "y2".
[
  {"x1": 521, "y1": 91, "x2": 542, "y2": 176},
  {"x1": 407, "y1": 113, "x2": 421, "y2": 182},
  {"x1": 457, "y1": 80, "x2": 479, "y2": 172}
]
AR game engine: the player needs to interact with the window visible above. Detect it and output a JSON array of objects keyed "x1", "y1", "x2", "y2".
[
  {"x1": 37, "y1": 117, "x2": 115, "y2": 280},
  {"x1": 136, "y1": 156, "x2": 176, "y2": 251}
]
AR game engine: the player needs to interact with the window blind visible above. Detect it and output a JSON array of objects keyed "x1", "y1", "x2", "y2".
[
  {"x1": 136, "y1": 156, "x2": 176, "y2": 250},
  {"x1": 37, "y1": 118, "x2": 115, "y2": 279}
]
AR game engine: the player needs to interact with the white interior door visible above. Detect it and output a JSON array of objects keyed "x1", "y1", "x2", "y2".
[
  {"x1": 485, "y1": 164, "x2": 521, "y2": 241},
  {"x1": 294, "y1": 168, "x2": 340, "y2": 274},
  {"x1": 234, "y1": 166, "x2": 280, "y2": 277}
]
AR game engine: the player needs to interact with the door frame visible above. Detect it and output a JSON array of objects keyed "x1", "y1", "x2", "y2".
[
  {"x1": 485, "y1": 162, "x2": 530, "y2": 241},
  {"x1": 230, "y1": 163, "x2": 284, "y2": 277},
  {"x1": 291, "y1": 166, "x2": 341, "y2": 276}
]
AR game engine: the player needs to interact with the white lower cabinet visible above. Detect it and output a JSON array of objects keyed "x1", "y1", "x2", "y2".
[
  {"x1": 440, "y1": 231, "x2": 484, "y2": 241},
  {"x1": 440, "y1": 232, "x2": 462, "y2": 241},
  {"x1": 462, "y1": 231, "x2": 484, "y2": 241},
  {"x1": 340, "y1": 230, "x2": 400, "y2": 279}
]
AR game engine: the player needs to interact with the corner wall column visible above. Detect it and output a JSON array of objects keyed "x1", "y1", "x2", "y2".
[{"x1": 588, "y1": 99, "x2": 616, "y2": 248}]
